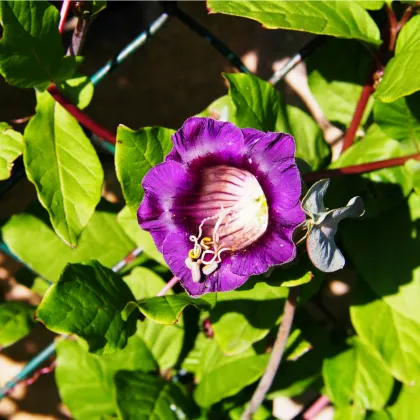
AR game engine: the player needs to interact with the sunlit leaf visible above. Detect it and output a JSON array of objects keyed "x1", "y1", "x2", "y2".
[
  {"x1": 115, "y1": 125, "x2": 174, "y2": 215},
  {"x1": 37, "y1": 261, "x2": 138, "y2": 355},
  {"x1": 0, "y1": 302, "x2": 35, "y2": 348},
  {"x1": 0, "y1": 122, "x2": 23, "y2": 180},
  {"x1": 24, "y1": 91, "x2": 103, "y2": 247},
  {"x1": 208, "y1": 1, "x2": 381, "y2": 45},
  {"x1": 0, "y1": 0, "x2": 78, "y2": 89}
]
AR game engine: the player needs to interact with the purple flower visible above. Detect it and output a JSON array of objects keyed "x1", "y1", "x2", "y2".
[{"x1": 137, "y1": 117, "x2": 305, "y2": 297}]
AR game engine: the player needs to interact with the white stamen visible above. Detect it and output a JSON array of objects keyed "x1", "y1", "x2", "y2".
[
  {"x1": 191, "y1": 260, "x2": 201, "y2": 283},
  {"x1": 202, "y1": 262, "x2": 219, "y2": 275}
]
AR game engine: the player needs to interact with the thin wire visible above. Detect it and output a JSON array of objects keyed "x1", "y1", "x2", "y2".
[
  {"x1": 90, "y1": 13, "x2": 170, "y2": 86},
  {"x1": 269, "y1": 36, "x2": 325, "y2": 86},
  {"x1": 167, "y1": 4, "x2": 251, "y2": 74}
]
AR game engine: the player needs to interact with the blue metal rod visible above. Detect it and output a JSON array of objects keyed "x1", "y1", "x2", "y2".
[
  {"x1": 0, "y1": 340, "x2": 59, "y2": 399},
  {"x1": 90, "y1": 13, "x2": 170, "y2": 86},
  {"x1": 168, "y1": 5, "x2": 251, "y2": 74}
]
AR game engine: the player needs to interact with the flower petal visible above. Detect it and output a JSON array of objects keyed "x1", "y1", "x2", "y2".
[
  {"x1": 169, "y1": 117, "x2": 246, "y2": 168},
  {"x1": 137, "y1": 161, "x2": 192, "y2": 250},
  {"x1": 230, "y1": 225, "x2": 297, "y2": 276},
  {"x1": 242, "y1": 129, "x2": 297, "y2": 177},
  {"x1": 162, "y1": 232, "x2": 249, "y2": 297}
]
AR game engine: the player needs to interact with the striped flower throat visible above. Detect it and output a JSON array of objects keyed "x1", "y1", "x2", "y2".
[{"x1": 184, "y1": 165, "x2": 269, "y2": 283}]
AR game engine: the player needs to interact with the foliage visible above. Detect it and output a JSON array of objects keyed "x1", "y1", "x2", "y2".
[{"x1": 0, "y1": 1, "x2": 419, "y2": 419}]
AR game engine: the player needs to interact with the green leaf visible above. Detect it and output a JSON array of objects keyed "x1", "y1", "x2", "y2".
[
  {"x1": 123, "y1": 269, "x2": 183, "y2": 371},
  {"x1": 2, "y1": 211, "x2": 135, "y2": 283},
  {"x1": 210, "y1": 274, "x2": 288, "y2": 355},
  {"x1": 123, "y1": 266, "x2": 169, "y2": 301},
  {"x1": 37, "y1": 261, "x2": 138, "y2": 355},
  {"x1": 376, "y1": 15, "x2": 420, "y2": 101},
  {"x1": 334, "y1": 405, "x2": 366, "y2": 420},
  {"x1": 0, "y1": 0, "x2": 78, "y2": 89},
  {"x1": 0, "y1": 302, "x2": 35, "y2": 348},
  {"x1": 55, "y1": 336, "x2": 157, "y2": 420},
  {"x1": 136, "y1": 319, "x2": 183, "y2": 371},
  {"x1": 0, "y1": 122, "x2": 23, "y2": 180},
  {"x1": 23, "y1": 91, "x2": 104, "y2": 247},
  {"x1": 57, "y1": 75, "x2": 95, "y2": 110},
  {"x1": 224, "y1": 73, "x2": 290, "y2": 132},
  {"x1": 328, "y1": 124, "x2": 412, "y2": 217},
  {"x1": 115, "y1": 125, "x2": 174, "y2": 214},
  {"x1": 351, "y1": 279, "x2": 420, "y2": 384},
  {"x1": 357, "y1": 1, "x2": 385, "y2": 10},
  {"x1": 115, "y1": 370, "x2": 190, "y2": 420},
  {"x1": 208, "y1": 1, "x2": 381, "y2": 45},
  {"x1": 307, "y1": 38, "x2": 373, "y2": 127},
  {"x1": 387, "y1": 382, "x2": 420, "y2": 420},
  {"x1": 194, "y1": 354, "x2": 269, "y2": 407},
  {"x1": 197, "y1": 95, "x2": 236, "y2": 121},
  {"x1": 287, "y1": 105, "x2": 330, "y2": 170},
  {"x1": 117, "y1": 206, "x2": 166, "y2": 266},
  {"x1": 344, "y1": 193, "x2": 420, "y2": 326},
  {"x1": 137, "y1": 293, "x2": 215, "y2": 324},
  {"x1": 374, "y1": 92, "x2": 420, "y2": 153},
  {"x1": 323, "y1": 337, "x2": 394, "y2": 410},
  {"x1": 182, "y1": 333, "x2": 256, "y2": 382},
  {"x1": 405, "y1": 159, "x2": 420, "y2": 195}
]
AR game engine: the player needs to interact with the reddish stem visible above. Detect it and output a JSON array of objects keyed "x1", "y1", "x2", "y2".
[
  {"x1": 303, "y1": 153, "x2": 420, "y2": 183},
  {"x1": 397, "y1": 5, "x2": 414, "y2": 31},
  {"x1": 341, "y1": 79, "x2": 374, "y2": 153},
  {"x1": 47, "y1": 85, "x2": 116, "y2": 145},
  {"x1": 58, "y1": 0, "x2": 72, "y2": 34},
  {"x1": 156, "y1": 276, "x2": 179, "y2": 297},
  {"x1": 385, "y1": 4, "x2": 398, "y2": 52},
  {"x1": 303, "y1": 395, "x2": 330, "y2": 420}
]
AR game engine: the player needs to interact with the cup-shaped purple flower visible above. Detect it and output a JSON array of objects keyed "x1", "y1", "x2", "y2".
[{"x1": 137, "y1": 117, "x2": 305, "y2": 297}]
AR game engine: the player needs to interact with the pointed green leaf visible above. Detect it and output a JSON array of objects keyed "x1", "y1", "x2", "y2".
[
  {"x1": 0, "y1": 302, "x2": 35, "y2": 348},
  {"x1": 334, "y1": 405, "x2": 366, "y2": 420},
  {"x1": 37, "y1": 261, "x2": 138, "y2": 355},
  {"x1": 208, "y1": 1, "x2": 381, "y2": 45},
  {"x1": 387, "y1": 382, "x2": 420, "y2": 419},
  {"x1": 123, "y1": 266, "x2": 169, "y2": 301},
  {"x1": 323, "y1": 337, "x2": 394, "y2": 410},
  {"x1": 357, "y1": 1, "x2": 385, "y2": 10},
  {"x1": 287, "y1": 106, "x2": 331, "y2": 170},
  {"x1": 0, "y1": 122, "x2": 23, "y2": 180},
  {"x1": 328, "y1": 124, "x2": 413, "y2": 217},
  {"x1": 23, "y1": 91, "x2": 104, "y2": 247},
  {"x1": 137, "y1": 293, "x2": 215, "y2": 325},
  {"x1": 197, "y1": 95, "x2": 236, "y2": 121},
  {"x1": 194, "y1": 354, "x2": 269, "y2": 407},
  {"x1": 376, "y1": 16, "x2": 420, "y2": 101},
  {"x1": 351, "y1": 280, "x2": 420, "y2": 384},
  {"x1": 210, "y1": 274, "x2": 288, "y2": 355},
  {"x1": 224, "y1": 73, "x2": 290, "y2": 132},
  {"x1": 0, "y1": 0, "x2": 78, "y2": 89},
  {"x1": 55, "y1": 336, "x2": 157, "y2": 420},
  {"x1": 374, "y1": 92, "x2": 420, "y2": 153},
  {"x1": 115, "y1": 125, "x2": 174, "y2": 214},
  {"x1": 115, "y1": 370, "x2": 191, "y2": 420},
  {"x1": 307, "y1": 38, "x2": 373, "y2": 127},
  {"x1": 2, "y1": 211, "x2": 134, "y2": 283},
  {"x1": 344, "y1": 193, "x2": 420, "y2": 326},
  {"x1": 57, "y1": 75, "x2": 95, "y2": 110},
  {"x1": 405, "y1": 159, "x2": 420, "y2": 195},
  {"x1": 117, "y1": 206, "x2": 166, "y2": 266}
]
